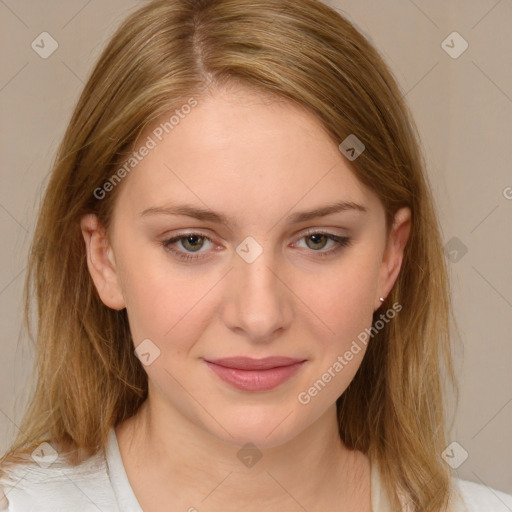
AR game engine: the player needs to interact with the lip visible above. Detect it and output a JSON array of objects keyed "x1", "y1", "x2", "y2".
[{"x1": 204, "y1": 357, "x2": 306, "y2": 391}]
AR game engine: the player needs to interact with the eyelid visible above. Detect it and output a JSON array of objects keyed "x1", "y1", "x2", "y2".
[
  {"x1": 161, "y1": 231, "x2": 218, "y2": 250},
  {"x1": 291, "y1": 228, "x2": 352, "y2": 253},
  {"x1": 161, "y1": 227, "x2": 351, "y2": 262},
  {"x1": 298, "y1": 226, "x2": 349, "y2": 237},
  {"x1": 160, "y1": 231, "x2": 218, "y2": 261},
  {"x1": 160, "y1": 226, "x2": 348, "y2": 245}
]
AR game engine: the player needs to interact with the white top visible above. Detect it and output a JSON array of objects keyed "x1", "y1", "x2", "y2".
[{"x1": 0, "y1": 428, "x2": 511, "y2": 511}]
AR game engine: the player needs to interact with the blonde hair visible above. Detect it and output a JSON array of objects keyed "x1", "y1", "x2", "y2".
[{"x1": 1, "y1": 0, "x2": 460, "y2": 510}]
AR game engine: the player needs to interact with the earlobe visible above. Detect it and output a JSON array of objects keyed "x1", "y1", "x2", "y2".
[
  {"x1": 375, "y1": 207, "x2": 411, "y2": 310},
  {"x1": 80, "y1": 213, "x2": 126, "y2": 310}
]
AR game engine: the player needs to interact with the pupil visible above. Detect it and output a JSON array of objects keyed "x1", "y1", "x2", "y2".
[
  {"x1": 308, "y1": 234, "x2": 326, "y2": 249},
  {"x1": 184, "y1": 235, "x2": 203, "y2": 251}
]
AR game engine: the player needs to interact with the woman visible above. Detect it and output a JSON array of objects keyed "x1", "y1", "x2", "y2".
[{"x1": 1, "y1": 0, "x2": 510, "y2": 510}]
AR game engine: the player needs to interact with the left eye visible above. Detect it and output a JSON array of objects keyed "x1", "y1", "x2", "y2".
[
  {"x1": 161, "y1": 231, "x2": 352, "y2": 261},
  {"x1": 295, "y1": 231, "x2": 350, "y2": 252}
]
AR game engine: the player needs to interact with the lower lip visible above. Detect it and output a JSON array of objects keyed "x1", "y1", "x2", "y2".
[{"x1": 204, "y1": 361, "x2": 305, "y2": 391}]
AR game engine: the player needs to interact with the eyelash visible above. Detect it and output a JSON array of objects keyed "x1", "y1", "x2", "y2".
[{"x1": 161, "y1": 230, "x2": 352, "y2": 262}]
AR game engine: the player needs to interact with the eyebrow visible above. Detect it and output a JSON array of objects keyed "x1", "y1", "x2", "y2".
[{"x1": 140, "y1": 200, "x2": 367, "y2": 225}]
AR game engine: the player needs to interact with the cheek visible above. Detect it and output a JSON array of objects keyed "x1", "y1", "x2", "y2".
[
  {"x1": 293, "y1": 264, "x2": 379, "y2": 409},
  {"x1": 299, "y1": 254, "x2": 379, "y2": 347},
  {"x1": 116, "y1": 230, "x2": 381, "y2": 361},
  {"x1": 117, "y1": 249, "x2": 220, "y2": 355},
  {"x1": 126, "y1": 283, "x2": 198, "y2": 340}
]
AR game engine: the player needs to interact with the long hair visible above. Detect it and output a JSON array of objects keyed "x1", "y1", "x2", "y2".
[{"x1": 1, "y1": 1, "x2": 460, "y2": 510}]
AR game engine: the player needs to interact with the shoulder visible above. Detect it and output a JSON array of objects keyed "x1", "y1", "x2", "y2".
[
  {"x1": 0, "y1": 448, "x2": 119, "y2": 511},
  {"x1": 452, "y1": 477, "x2": 512, "y2": 512}
]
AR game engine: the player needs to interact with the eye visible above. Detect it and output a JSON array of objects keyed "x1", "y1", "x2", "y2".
[
  {"x1": 161, "y1": 233, "x2": 215, "y2": 261},
  {"x1": 161, "y1": 230, "x2": 352, "y2": 263},
  {"x1": 294, "y1": 230, "x2": 352, "y2": 257}
]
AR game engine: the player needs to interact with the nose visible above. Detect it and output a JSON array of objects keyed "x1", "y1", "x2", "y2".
[{"x1": 221, "y1": 243, "x2": 293, "y2": 344}]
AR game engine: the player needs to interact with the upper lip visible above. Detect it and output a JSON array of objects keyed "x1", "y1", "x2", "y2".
[{"x1": 205, "y1": 357, "x2": 305, "y2": 370}]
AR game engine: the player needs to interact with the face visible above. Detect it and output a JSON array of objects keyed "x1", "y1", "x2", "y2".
[{"x1": 82, "y1": 85, "x2": 410, "y2": 449}]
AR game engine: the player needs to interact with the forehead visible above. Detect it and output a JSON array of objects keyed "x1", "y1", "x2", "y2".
[{"x1": 113, "y1": 86, "x2": 382, "y2": 226}]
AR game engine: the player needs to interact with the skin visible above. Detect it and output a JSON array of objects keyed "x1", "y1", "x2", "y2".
[{"x1": 81, "y1": 84, "x2": 411, "y2": 511}]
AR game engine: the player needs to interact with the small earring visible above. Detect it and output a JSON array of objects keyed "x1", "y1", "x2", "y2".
[{"x1": 379, "y1": 297, "x2": 384, "y2": 302}]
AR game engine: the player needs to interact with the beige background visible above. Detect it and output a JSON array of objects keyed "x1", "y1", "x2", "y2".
[{"x1": 1, "y1": 0, "x2": 511, "y2": 496}]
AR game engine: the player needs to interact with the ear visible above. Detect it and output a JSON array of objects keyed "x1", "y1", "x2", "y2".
[
  {"x1": 80, "y1": 213, "x2": 126, "y2": 310},
  {"x1": 374, "y1": 207, "x2": 411, "y2": 311}
]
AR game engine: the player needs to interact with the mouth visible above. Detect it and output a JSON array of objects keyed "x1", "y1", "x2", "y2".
[{"x1": 203, "y1": 356, "x2": 306, "y2": 392}]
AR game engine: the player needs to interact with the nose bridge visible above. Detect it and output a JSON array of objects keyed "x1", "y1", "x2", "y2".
[
  {"x1": 238, "y1": 245, "x2": 279, "y2": 295},
  {"x1": 223, "y1": 235, "x2": 292, "y2": 341}
]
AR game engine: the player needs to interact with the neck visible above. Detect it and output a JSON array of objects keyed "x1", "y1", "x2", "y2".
[{"x1": 116, "y1": 394, "x2": 371, "y2": 511}]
